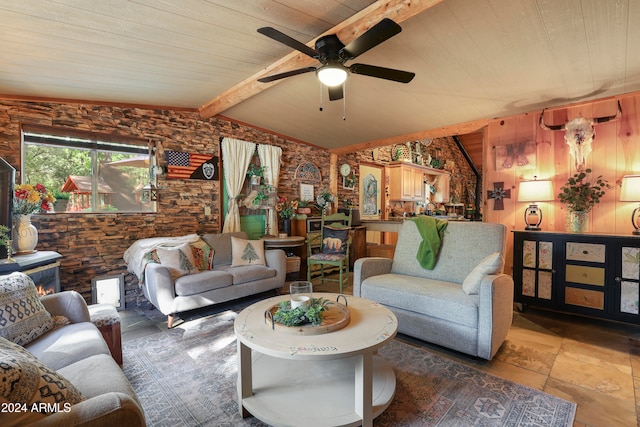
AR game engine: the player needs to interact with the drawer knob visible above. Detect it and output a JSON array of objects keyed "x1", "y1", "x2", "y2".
[{"x1": 615, "y1": 276, "x2": 621, "y2": 282}]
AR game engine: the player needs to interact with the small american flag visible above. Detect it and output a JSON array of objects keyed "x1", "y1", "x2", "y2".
[{"x1": 166, "y1": 151, "x2": 215, "y2": 179}]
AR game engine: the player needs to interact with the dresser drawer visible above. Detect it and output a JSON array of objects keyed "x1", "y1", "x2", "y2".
[
  {"x1": 566, "y1": 242, "x2": 606, "y2": 263},
  {"x1": 565, "y1": 287, "x2": 604, "y2": 310},
  {"x1": 565, "y1": 264, "x2": 605, "y2": 286}
]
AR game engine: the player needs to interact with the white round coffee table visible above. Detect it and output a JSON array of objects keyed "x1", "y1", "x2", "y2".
[{"x1": 234, "y1": 293, "x2": 398, "y2": 427}]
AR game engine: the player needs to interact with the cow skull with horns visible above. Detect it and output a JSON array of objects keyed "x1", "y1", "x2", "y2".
[{"x1": 539, "y1": 100, "x2": 622, "y2": 171}]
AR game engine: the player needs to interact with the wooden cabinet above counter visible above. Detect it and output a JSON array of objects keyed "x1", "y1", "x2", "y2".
[{"x1": 387, "y1": 162, "x2": 450, "y2": 202}]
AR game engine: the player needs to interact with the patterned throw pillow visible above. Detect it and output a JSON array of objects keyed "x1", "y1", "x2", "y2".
[
  {"x1": 0, "y1": 272, "x2": 55, "y2": 346},
  {"x1": 321, "y1": 227, "x2": 349, "y2": 255},
  {"x1": 231, "y1": 237, "x2": 266, "y2": 266},
  {"x1": 0, "y1": 336, "x2": 84, "y2": 425},
  {"x1": 156, "y1": 243, "x2": 198, "y2": 279},
  {"x1": 190, "y1": 239, "x2": 215, "y2": 270}
]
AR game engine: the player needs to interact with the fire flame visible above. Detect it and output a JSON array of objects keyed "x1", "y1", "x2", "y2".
[{"x1": 36, "y1": 285, "x2": 55, "y2": 297}]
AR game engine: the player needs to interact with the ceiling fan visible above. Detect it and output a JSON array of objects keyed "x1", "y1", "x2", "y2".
[{"x1": 257, "y1": 18, "x2": 415, "y2": 101}]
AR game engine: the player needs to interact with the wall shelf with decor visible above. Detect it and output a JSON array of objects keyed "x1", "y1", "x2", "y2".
[{"x1": 513, "y1": 230, "x2": 640, "y2": 324}]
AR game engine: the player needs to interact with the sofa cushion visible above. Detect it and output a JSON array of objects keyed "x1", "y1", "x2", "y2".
[
  {"x1": 202, "y1": 232, "x2": 248, "y2": 266},
  {"x1": 462, "y1": 252, "x2": 504, "y2": 295},
  {"x1": 25, "y1": 323, "x2": 111, "y2": 371},
  {"x1": 174, "y1": 270, "x2": 233, "y2": 296},
  {"x1": 231, "y1": 237, "x2": 266, "y2": 266},
  {"x1": 0, "y1": 336, "x2": 84, "y2": 426},
  {"x1": 57, "y1": 354, "x2": 139, "y2": 403},
  {"x1": 361, "y1": 273, "x2": 479, "y2": 328},
  {"x1": 216, "y1": 265, "x2": 276, "y2": 285},
  {"x1": 391, "y1": 221, "x2": 507, "y2": 284},
  {"x1": 0, "y1": 272, "x2": 55, "y2": 346},
  {"x1": 156, "y1": 243, "x2": 198, "y2": 278}
]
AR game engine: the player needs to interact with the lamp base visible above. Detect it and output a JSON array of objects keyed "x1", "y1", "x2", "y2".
[{"x1": 524, "y1": 204, "x2": 542, "y2": 231}]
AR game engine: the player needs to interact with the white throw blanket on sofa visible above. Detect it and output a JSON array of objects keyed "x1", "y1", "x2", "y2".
[{"x1": 124, "y1": 234, "x2": 201, "y2": 281}]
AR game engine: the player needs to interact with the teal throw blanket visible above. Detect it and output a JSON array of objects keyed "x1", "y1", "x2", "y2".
[{"x1": 409, "y1": 216, "x2": 448, "y2": 270}]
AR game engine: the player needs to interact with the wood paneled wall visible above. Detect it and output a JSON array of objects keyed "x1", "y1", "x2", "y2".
[{"x1": 484, "y1": 92, "x2": 640, "y2": 274}]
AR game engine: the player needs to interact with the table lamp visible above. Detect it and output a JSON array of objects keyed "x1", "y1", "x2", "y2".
[
  {"x1": 620, "y1": 175, "x2": 640, "y2": 235},
  {"x1": 518, "y1": 178, "x2": 554, "y2": 230}
]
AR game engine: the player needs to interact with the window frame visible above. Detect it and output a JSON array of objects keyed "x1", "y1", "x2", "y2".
[{"x1": 20, "y1": 124, "x2": 156, "y2": 214}]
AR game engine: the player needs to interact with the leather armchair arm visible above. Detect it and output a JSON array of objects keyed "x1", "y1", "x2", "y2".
[
  {"x1": 40, "y1": 291, "x2": 91, "y2": 324},
  {"x1": 30, "y1": 392, "x2": 145, "y2": 427}
]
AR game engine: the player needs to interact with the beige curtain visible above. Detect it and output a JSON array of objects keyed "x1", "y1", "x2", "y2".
[
  {"x1": 222, "y1": 137, "x2": 256, "y2": 233},
  {"x1": 258, "y1": 144, "x2": 282, "y2": 236}
]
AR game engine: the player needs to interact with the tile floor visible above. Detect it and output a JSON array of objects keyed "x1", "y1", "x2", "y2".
[{"x1": 120, "y1": 278, "x2": 640, "y2": 427}]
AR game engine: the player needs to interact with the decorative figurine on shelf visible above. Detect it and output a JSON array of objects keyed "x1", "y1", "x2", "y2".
[{"x1": 6, "y1": 240, "x2": 15, "y2": 263}]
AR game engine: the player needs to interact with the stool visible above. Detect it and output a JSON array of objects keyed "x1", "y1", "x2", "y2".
[{"x1": 88, "y1": 304, "x2": 122, "y2": 366}]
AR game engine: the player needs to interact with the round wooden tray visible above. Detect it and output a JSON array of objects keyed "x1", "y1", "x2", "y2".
[{"x1": 265, "y1": 301, "x2": 350, "y2": 335}]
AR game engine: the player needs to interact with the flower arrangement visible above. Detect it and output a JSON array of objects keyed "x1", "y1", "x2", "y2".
[
  {"x1": 557, "y1": 169, "x2": 612, "y2": 213},
  {"x1": 13, "y1": 183, "x2": 55, "y2": 215},
  {"x1": 275, "y1": 197, "x2": 298, "y2": 219},
  {"x1": 316, "y1": 188, "x2": 335, "y2": 210}
]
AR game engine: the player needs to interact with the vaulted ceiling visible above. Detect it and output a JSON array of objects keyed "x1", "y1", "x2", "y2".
[{"x1": 1, "y1": 0, "x2": 639, "y2": 164}]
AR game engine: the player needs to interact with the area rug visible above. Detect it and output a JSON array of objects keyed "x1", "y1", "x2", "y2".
[{"x1": 122, "y1": 311, "x2": 576, "y2": 427}]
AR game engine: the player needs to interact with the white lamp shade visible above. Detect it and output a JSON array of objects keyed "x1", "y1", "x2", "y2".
[
  {"x1": 620, "y1": 175, "x2": 640, "y2": 201},
  {"x1": 518, "y1": 180, "x2": 554, "y2": 202},
  {"x1": 317, "y1": 66, "x2": 347, "y2": 86}
]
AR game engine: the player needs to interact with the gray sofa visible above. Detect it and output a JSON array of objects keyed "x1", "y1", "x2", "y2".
[
  {"x1": 354, "y1": 220, "x2": 514, "y2": 360},
  {"x1": 0, "y1": 273, "x2": 144, "y2": 426},
  {"x1": 138, "y1": 232, "x2": 286, "y2": 327}
]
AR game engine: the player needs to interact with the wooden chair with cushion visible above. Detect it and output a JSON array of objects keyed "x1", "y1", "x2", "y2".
[{"x1": 306, "y1": 211, "x2": 352, "y2": 293}]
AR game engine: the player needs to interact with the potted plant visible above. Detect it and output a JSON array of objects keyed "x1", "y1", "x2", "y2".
[
  {"x1": 275, "y1": 197, "x2": 298, "y2": 236},
  {"x1": 296, "y1": 200, "x2": 312, "y2": 215},
  {"x1": 53, "y1": 190, "x2": 70, "y2": 212},
  {"x1": 246, "y1": 164, "x2": 265, "y2": 186},
  {"x1": 316, "y1": 188, "x2": 336, "y2": 215},
  {"x1": 0, "y1": 224, "x2": 11, "y2": 260},
  {"x1": 557, "y1": 169, "x2": 613, "y2": 232}
]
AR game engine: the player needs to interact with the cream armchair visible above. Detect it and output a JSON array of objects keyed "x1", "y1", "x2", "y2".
[{"x1": 353, "y1": 220, "x2": 514, "y2": 360}]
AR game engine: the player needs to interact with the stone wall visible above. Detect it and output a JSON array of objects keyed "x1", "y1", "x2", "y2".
[{"x1": 0, "y1": 100, "x2": 330, "y2": 305}]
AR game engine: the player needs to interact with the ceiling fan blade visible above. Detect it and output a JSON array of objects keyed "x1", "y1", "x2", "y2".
[
  {"x1": 340, "y1": 18, "x2": 402, "y2": 60},
  {"x1": 328, "y1": 84, "x2": 344, "y2": 101},
  {"x1": 257, "y1": 27, "x2": 319, "y2": 58},
  {"x1": 350, "y1": 63, "x2": 415, "y2": 83},
  {"x1": 258, "y1": 67, "x2": 317, "y2": 83}
]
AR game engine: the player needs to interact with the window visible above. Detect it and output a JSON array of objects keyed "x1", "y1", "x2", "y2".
[{"x1": 21, "y1": 125, "x2": 156, "y2": 213}]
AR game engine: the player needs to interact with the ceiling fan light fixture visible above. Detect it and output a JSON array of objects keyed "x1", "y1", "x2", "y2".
[{"x1": 316, "y1": 65, "x2": 347, "y2": 87}]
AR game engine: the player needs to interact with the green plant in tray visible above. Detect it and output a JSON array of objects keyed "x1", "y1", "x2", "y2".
[{"x1": 273, "y1": 297, "x2": 330, "y2": 326}]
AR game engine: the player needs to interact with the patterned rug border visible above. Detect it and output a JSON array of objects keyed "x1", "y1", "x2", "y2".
[{"x1": 123, "y1": 310, "x2": 577, "y2": 427}]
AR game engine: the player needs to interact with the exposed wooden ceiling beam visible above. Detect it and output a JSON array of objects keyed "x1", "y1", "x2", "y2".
[
  {"x1": 328, "y1": 117, "x2": 488, "y2": 155},
  {"x1": 198, "y1": 0, "x2": 444, "y2": 119}
]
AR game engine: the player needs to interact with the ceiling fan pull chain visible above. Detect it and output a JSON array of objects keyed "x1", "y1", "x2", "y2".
[
  {"x1": 319, "y1": 81, "x2": 324, "y2": 112},
  {"x1": 343, "y1": 81, "x2": 347, "y2": 121}
]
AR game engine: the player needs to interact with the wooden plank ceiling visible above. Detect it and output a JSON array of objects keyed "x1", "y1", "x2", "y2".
[{"x1": 1, "y1": 0, "x2": 639, "y2": 175}]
